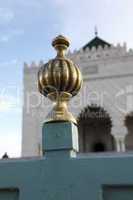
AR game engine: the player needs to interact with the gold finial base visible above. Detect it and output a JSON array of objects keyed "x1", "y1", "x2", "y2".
[{"x1": 46, "y1": 92, "x2": 77, "y2": 124}]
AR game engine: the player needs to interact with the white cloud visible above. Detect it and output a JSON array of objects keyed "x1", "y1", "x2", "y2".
[
  {"x1": 0, "y1": 58, "x2": 22, "y2": 113},
  {"x1": 0, "y1": 59, "x2": 19, "y2": 66},
  {"x1": 0, "y1": 95, "x2": 21, "y2": 113},
  {"x1": 0, "y1": 99, "x2": 12, "y2": 112},
  {"x1": 19, "y1": 0, "x2": 42, "y2": 8},
  {"x1": 0, "y1": 29, "x2": 24, "y2": 43},
  {"x1": 0, "y1": 35, "x2": 10, "y2": 43},
  {"x1": 53, "y1": 0, "x2": 96, "y2": 49},
  {"x1": 0, "y1": 131, "x2": 21, "y2": 158},
  {"x1": 53, "y1": 0, "x2": 133, "y2": 50},
  {"x1": 54, "y1": 0, "x2": 66, "y2": 6},
  {"x1": 0, "y1": 8, "x2": 14, "y2": 24}
]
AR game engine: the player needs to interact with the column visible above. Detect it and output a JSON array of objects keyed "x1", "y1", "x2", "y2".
[{"x1": 112, "y1": 125, "x2": 127, "y2": 152}]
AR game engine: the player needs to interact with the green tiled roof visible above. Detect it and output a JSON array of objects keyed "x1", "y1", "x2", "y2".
[{"x1": 83, "y1": 36, "x2": 111, "y2": 50}]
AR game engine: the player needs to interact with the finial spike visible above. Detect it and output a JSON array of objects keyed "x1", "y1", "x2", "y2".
[{"x1": 95, "y1": 26, "x2": 98, "y2": 36}]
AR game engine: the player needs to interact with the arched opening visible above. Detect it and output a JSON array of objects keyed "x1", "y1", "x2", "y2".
[
  {"x1": 78, "y1": 104, "x2": 114, "y2": 153},
  {"x1": 92, "y1": 141, "x2": 106, "y2": 152},
  {"x1": 124, "y1": 112, "x2": 133, "y2": 150}
]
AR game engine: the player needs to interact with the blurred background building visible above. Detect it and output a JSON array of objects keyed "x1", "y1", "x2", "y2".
[{"x1": 22, "y1": 32, "x2": 133, "y2": 156}]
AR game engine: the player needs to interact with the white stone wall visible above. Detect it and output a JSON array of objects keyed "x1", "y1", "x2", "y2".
[{"x1": 22, "y1": 44, "x2": 133, "y2": 156}]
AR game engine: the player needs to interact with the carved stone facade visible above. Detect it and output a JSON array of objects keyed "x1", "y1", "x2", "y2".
[{"x1": 22, "y1": 36, "x2": 133, "y2": 156}]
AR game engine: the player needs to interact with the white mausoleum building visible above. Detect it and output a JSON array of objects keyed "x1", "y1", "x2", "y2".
[{"x1": 22, "y1": 33, "x2": 133, "y2": 156}]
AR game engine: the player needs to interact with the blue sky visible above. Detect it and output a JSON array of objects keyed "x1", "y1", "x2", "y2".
[{"x1": 0, "y1": 0, "x2": 133, "y2": 157}]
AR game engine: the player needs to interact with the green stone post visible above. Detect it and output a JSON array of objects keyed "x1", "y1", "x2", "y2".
[{"x1": 42, "y1": 122, "x2": 79, "y2": 158}]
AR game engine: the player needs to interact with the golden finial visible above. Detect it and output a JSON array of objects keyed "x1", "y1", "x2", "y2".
[
  {"x1": 52, "y1": 35, "x2": 70, "y2": 57},
  {"x1": 38, "y1": 35, "x2": 83, "y2": 124}
]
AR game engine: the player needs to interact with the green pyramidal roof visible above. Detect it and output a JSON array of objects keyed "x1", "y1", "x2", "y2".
[{"x1": 83, "y1": 36, "x2": 111, "y2": 51}]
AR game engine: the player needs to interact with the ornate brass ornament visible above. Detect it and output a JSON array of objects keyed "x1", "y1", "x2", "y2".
[{"x1": 38, "y1": 35, "x2": 83, "y2": 124}]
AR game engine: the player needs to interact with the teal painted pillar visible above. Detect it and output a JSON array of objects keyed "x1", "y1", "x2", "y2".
[{"x1": 42, "y1": 122, "x2": 79, "y2": 157}]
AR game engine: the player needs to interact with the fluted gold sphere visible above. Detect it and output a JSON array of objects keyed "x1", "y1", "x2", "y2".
[{"x1": 38, "y1": 35, "x2": 82, "y2": 124}]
